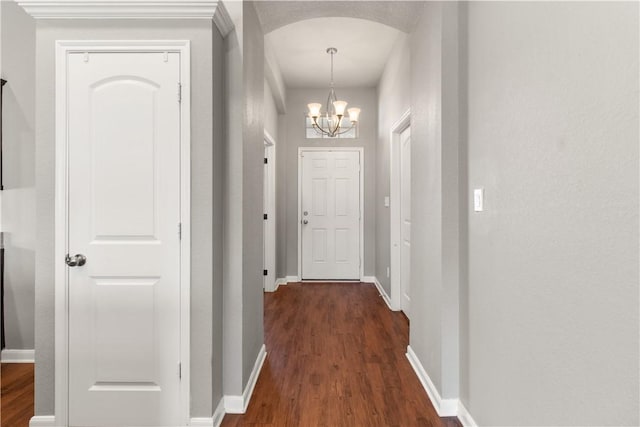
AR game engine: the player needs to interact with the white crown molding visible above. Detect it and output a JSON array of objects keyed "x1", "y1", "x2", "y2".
[
  {"x1": 213, "y1": 0, "x2": 233, "y2": 37},
  {"x1": 17, "y1": 1, "x2": 221, "y2": 20}
]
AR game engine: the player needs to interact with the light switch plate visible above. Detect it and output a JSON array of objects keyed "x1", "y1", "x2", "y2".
[
  {"x1": 474, "y1": 188, "x2": 484, "y2": 212},
  {"x1": 384, "y1": 196, "x2": 390, "y2": 207}
]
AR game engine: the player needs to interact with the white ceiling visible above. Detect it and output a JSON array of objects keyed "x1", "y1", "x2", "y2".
[
  {"x1": 254, "y1": 1, "x2": 424, "y2": 34},
  {"x1": 265, "y1": 17, "x2": 403, "y2": 88}
]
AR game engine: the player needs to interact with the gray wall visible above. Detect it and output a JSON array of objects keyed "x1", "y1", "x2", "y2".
[
  {"x1": 222, "y1": 0, "x2": 265, "y2": 396},
  {"x1": 264, "y1": 79, "x2": 279, "y2": 141},
  {"x1": 211, "y1": 23, "x2": 225, "y2": 411},
  {"x1": 462, "y1": 2, "x2": 639, "y2": 425},
  {"x1": 33, "y1": 20, "x2": 219, "y2": 417},
  {"x1": 241, "y1": 1, "x2": 265, "y2": 387},
  {"x1": 375, "y1": 33, "x2": 410, "y2": 295},
  {"x1": 408, "y1": 1, "x2": 461, "y2": 400},
  {"x1": 0, "y1": 1, "x2": 36, "y2": 351},
  {"x1": 282, "y1": 88, "x2": 378, "y2": 278}
]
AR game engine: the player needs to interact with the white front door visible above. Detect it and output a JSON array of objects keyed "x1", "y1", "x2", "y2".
[
  {"x1": 400, "y1": 127, "x2": 411, "y2": 314},
  {"x1": 301, "y1": 150, "x2": 361, "y2": 280},
  {"x1": 66, "y1": 51, "x2": 182, "y2": 426}
]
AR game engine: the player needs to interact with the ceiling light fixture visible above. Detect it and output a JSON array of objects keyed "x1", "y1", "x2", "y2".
[{"x1": 307, "y1": 47, "x2": 360, "y2": 138}]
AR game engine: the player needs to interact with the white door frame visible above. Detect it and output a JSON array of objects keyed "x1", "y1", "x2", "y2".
[
  {"x1": 263, "y1": 130, "x2": 276, "y2": 292},
  {"x1": 297, "y1": 147, "x2": 364, "y2": 281},
  {"x1": 54, "y1": 40, "x2": 191, "y2": 426},
  {"x1": 390, "y1": 109, "x2": 411, "y2": 311}
]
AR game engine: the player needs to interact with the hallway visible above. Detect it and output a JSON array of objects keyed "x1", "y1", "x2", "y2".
[{"x1": 222, "y1": 283, "x2": 461, "y2": 427}]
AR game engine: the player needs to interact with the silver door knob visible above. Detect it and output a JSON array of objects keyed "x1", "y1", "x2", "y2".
[
  {"x1": 66, "y1": 254, "x2": 87, "y2": 267},
  {"x1": 303, "y1": 219, "x2": 308, "y2": 225}
]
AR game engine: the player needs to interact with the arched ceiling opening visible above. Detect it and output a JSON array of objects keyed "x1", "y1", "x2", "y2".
[
  {"x1": 265, "y1": 17, "x2": 403, "y2": 88},
  {"x1": 254, "y1": 1, "x2": 424, "y2": 34}
]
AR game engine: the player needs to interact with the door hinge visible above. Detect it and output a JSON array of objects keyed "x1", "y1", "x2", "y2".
[
  {"x1": 264, "y1": 213, "x2": 268, "y2": 220},
  {"x1": 178, "y1": 362, "x2": 182, "y2": 379},
  {"x1": 264, "y1": 158, "x2": 268, "y2": 164},
  {"x1": 177, "y1": 82, "x2": 182, "y2": 103},
  {"x1": 178, "y1": 223, "x2": 182, "y2": 239},
  {"x1": 263, "y1": 269, "x2": 268, "y2": 276}
]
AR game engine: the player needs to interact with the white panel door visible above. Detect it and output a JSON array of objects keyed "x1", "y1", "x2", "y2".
[
  {"x1": 301, "y1": 151, "x2": 360, "y2": 280},
  {"x1": 263, "y1": 144, "x2": 276, "y2": 290},
  {"x1": 67, "y1": 51, "x2": 182, "y2": 426},
  {"x1": 400, "y1": 127, "x2": 411, "y2": 314}
]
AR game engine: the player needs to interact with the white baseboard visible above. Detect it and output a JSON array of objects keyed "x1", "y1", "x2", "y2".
[
  {"x1": 270, "y1": 277, "x2": 287, "y2": 292},
  {"x1": 363, "y1": 276, "x2": 393, "y2": 310},
  {"x1": 190, "y1": 417, "x2": 214, "y2": 426},
  {"x1": 224, "y1": 344, "x2": 267, "y2": 414},
  {"x1": 29, "y1": 416, "x2": 55, "y2": 427},
  {"x1": 285, "y1": 275, "x2": 299, "y2": 283},
  {"x1": 458, "y1": 400, "x2": 478, "y2": 427},
  {"x1": 1, "y1": 349, "x2": 35, "y2": 363},
  {"x1": 212, "y1": 397, "x2": 225, "y2": 427},
  {"x1": 406, "y1": 346, "x2": 457, "y2": 417}
]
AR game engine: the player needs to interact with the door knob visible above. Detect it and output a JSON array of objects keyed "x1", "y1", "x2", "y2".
[
  {"x1": 303, "y1": 219, "x2": 308, "y2": 225},
  {"x1": 66, "y1": 254, "x2": 87, "y2": 267}
]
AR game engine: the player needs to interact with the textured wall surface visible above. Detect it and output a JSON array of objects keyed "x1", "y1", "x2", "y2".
[
  {"x1": 264, "y1": 79, "x2": 279, "y2": 142},
  {"x1": 211, "y1": 22, "x2": 225, "y2": 411},
  {"x1": 408, "y1": 1, "x2": 444, "y2": 394},
  {"x1": 0, "y1": 1, "x2": 36, "y2": 351},
  {"x1": 223, "y1": 0, "x2": 266, "y2": 396},
  {"x1": 375, "y1": 33, "x2": 410, "y2": 296},
  {"x1": 241, "y1": 0, "x2": 265, "y2": 387},
  {"x1": 464, "y1": 2, "x2": 639, "y2": 425}
]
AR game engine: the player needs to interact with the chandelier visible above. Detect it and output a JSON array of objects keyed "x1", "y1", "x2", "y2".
[{"x1": 307, "y1": 48, "x2": 361, "y2": 138}]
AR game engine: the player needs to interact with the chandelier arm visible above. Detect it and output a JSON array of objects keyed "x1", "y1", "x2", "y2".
[
  {"x1": 311, "y1": 116, "x2": 333, "y2": 137},
  {"x1": 332, "y1": 122, "x2": 356, "y2": 136}
]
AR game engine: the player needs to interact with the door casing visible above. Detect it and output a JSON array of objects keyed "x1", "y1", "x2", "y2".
[
  {"x1": 54, "y1": 40, "x2": 191, "y2": 426},
  {"x1": 297, "y1": 147, "x2": 364, "y2": 281},
  {"x1": 390, "y1": 109, "x2": 411, "y2": 311},
  {"x1": 263, "y1": 130, "x2": 276, "y2": 291}
]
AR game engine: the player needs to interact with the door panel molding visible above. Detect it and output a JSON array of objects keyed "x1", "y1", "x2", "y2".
[
  {"x1": 297, "y1": 147, "x2": 364, "y2": 281},
  {"x1": 54, "y1": 40, "x2": 191, "y2": 426},
  {"x1": 390, "y1": 109, "x2": 411, "y2": 312}
]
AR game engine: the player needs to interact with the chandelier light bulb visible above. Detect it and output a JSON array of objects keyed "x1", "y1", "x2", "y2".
[
  {"x1": 348, "y1": 107, "x2": 361, "y2": 123},
  {"x1": 333, "y1": 100, "x2": 348, "y2": 116},
  {"x1": 308, "y1": 103, "x2": 322, "y2": 118}
]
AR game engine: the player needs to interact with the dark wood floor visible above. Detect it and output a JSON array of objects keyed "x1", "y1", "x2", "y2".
[
  {"x1": 1, "y1": 363, "x2": 34, "y2": 427},
  {"x1": 223, "y1": 282, "x2": 461, "y2": 427},
  {"x1": 0, "y1": 283, "x2": 460, "y2": 427}
]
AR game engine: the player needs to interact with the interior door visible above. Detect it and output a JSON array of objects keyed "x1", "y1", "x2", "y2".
[
  {"x1": 301, "y1": 150, "x2": 360, "y2": 280},
  {"x1": 263, "y1": 144, "x2": 276, "y2": 290},
  {"x1": 66, "y1": 51, "x2": 182, "y2": 426},
  {"x1": 400, "y1": 127, "x2": 411, "y2": 314}
]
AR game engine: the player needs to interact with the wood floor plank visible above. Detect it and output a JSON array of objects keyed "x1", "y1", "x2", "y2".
[
  {"x1": 1, "y1": 363, "x2": 34, "y2": 427},
  {"x1": 222, "y1": 282, "x2": 462, "y2": 427}
]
